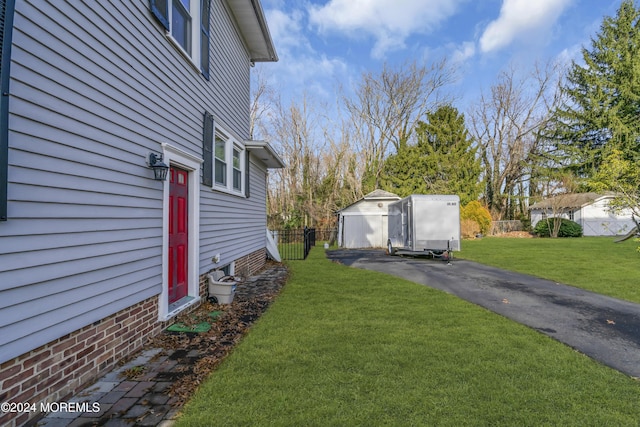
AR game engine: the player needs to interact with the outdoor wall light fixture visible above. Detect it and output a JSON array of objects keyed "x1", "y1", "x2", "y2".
[{"x1": 148, "y1": 153, "x2": 169, "y2": 181}]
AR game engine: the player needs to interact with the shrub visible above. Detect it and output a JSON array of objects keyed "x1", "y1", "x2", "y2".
[
  {"x1": 461, "y1": 201, "x2": 492, "y2": 235},
  {"x1": 533, "y1": 218, "x2": 583, "y2": 238},
  {"x1": 461, "y1": 218, "x2": 480, "y2": 239}
]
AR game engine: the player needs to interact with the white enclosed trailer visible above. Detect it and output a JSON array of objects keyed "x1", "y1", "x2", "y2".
[{"x1": 387, "y1": 194, "x2": 461, "y2": 258}]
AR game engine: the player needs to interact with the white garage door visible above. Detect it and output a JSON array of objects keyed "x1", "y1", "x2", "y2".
[{"x1": 343, "y1": 215, "x2": 387, "y2": 248}]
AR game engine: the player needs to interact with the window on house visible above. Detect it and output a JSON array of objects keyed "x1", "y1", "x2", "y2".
[
  {"x1": 171, "y1": 0, "x2": 191, "y2": 54},
  {"x1": 210, "y1": 128, "x2": 246, "y2": 195},
  {"x1": 214, "y1": 136, "x2": 226, "y2": 186},
  {"x1": 233, "y1": 147, "x2": 242, "y2": 191},
  {"x1": 219, "y1": 263, "x2": 233, "y2": 276},
  {"x1": 568, "y1": 210, "x2": 574, "y2": 221},
  {"x1": 150, "y1": 0, "x2": 211, "y2": 80}
]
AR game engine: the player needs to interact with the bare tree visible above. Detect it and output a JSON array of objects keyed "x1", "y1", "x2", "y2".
[
  {"x1": 249, "y1": 67, "x2": 276, "y2": 140},
  {"x1": 252, "y1": 73, "x2": 364, "y2": 229},
  {"x1": 344, "y1": 59, "x2": 455, "y2": 191},
  {"x1": 265, "y1": 94, "x2": 327, "y2": 227},
  {"x1": 469, "y1": 62, "x2": 561, "y2": 220}
]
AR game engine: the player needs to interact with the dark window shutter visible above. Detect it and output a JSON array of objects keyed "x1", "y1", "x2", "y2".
[
  {"x1": 202, "y1": 112, "x2": 214, "y2": 187},
  {"x1": 245, "y1": 150, "x2": 250, "y2": 198},
  {"x1": 150, "y1": 0, "x2": 169, "y2": 31},
  {"x1": 0, "y1": 0, "x2": 15, "y2": 221},
  {"x1": 200, "y1": 0, "x2": 211, "y2": 80}
]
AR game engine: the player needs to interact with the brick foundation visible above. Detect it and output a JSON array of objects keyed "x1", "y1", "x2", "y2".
[
  {"x1": 0, "y1": 248, "x2": 268, "y2": 427},
  {"x1": 0, "y1": 296, "x2": 168, "y2": 427},
  {"x1": 234, "y1": 247, "x2": 267, "y2": 278}
]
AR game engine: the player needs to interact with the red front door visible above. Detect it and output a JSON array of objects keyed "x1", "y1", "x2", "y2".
[{"x1": 169, "y1": 166, "x2": 189, "y2": 304}]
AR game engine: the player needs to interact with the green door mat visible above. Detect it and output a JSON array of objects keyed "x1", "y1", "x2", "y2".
[
  {"x1": 165, "y1": 311, "x2": 223, "y2": 333},
  {"x1": 166, "y1": 321, "x2": 212, "y2": 333}
]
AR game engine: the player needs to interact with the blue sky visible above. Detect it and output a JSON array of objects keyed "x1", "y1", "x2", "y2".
[{"x1": 257, "y1": 0, "x2": 624, "y2": 110}]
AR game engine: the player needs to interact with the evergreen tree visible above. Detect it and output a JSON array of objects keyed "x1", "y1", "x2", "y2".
[
  {"x1": 379, "y1": 147, "x2": 425, "y2": 197},
  {"x1": 552, "y1": 0, "x2": 640, "y2": 176},
  {"x1": 381, "y1": 106, "x2": 481, "y2": 204},
  {"x1": 417, "y1": 106, "x2": 481, "y2": 204}
]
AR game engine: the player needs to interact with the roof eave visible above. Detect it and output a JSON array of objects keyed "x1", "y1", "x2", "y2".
[
  {"x1": 226, "y1": 0, "x2": 278, "y2": 63},
  {"x1": 245, "y1": 140, "x2": 285, "y2": 168}
]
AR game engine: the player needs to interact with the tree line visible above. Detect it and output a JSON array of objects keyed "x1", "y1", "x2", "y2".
[{"x1": 255, "y1": 1, "x2": 640, "y2": 230}]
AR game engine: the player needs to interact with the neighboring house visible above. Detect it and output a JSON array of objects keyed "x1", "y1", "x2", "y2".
[
  {"x1": 337, "y1": 190, "x2": 401, "y2": 248},
  {"x1": 529, "y1": 193, "x2": 636, "y2": 236},
  {"x1": 0, "y1": 1, "x2": 282, "y2": 425}
]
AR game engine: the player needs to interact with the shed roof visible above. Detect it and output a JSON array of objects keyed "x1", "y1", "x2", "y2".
[
  {"x1": 337, "y1": 189, "x2": 400, "y2": 213},
  {"x1": 363, "y1": 189, "x2": 400, "y2": 200},
  {"x1": 529, "y1": 192, "x2": 614, "y2": 210}
]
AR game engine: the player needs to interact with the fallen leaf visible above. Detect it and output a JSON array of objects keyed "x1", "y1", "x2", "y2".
[
  {"x1": 502, "y1": 298, "x2": 510, "y2": 304},
  {"x1": 606, "y1": 319, "x2": 616, "y2": 325}
]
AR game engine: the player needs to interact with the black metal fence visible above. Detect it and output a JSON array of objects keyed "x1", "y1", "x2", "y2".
[{"x1": 270, "y1": 228, "x2": 337, "y2": 260}]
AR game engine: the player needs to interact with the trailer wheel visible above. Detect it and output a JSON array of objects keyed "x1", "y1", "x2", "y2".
[{"x1": 387, "y1": 240, "x2": 396, "y2": 256}]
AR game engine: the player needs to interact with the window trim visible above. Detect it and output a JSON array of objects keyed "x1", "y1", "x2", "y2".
[
  {"x1": 150, "y1": 0, "x2": 210, "y2": 80},
  {"x1": 211, "y1": 126, "x2": 247, "y2": 197}
]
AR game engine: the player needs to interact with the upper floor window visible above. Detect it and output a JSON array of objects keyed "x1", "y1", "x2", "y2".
[
  {"x1": 171, "y1": 0, "x2": 192, "y2": 54},
  {"x1": 150, "y1": 0, "x2": 211, "y2": 80}
]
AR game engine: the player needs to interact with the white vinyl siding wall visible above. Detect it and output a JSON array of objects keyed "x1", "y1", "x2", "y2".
[
  {"x1": 338, "y1": 198, "x2": 399, "y2": 248},
  {"x1": 530, "y1": 197, "x2": 636, "y2": 237},
  {"x1": 0, "y1": 0, "x2": 267, "y2": 363}
]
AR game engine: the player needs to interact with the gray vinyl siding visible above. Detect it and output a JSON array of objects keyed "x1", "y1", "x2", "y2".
[
  {"x1": 0, "y1": 0, "x2": 268, "y2": 363},
  {"x1": 199, "y1": 156, "x2": 267, "y2": 270}
]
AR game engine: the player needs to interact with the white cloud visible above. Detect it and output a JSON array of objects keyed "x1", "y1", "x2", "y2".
[
  {"x1": 556, "y1": 43, "x2": 583, "y2": 68},
  {"x1": 308, "y1": 0, "x2": 466, "y2": 59},
  {"x1": 479, "y1": 0, "x2": 573, "y2": 53},
  {"x1": 265, "y1": 8, "x2": 309, "y2": 53},
  {"x1": 451, "y1": 41, "x2": 476, "y2": 64}
]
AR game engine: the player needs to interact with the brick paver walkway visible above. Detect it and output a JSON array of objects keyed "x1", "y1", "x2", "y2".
[{"x1": 36, "y1": 265, "x2": 287, "y2": 427}]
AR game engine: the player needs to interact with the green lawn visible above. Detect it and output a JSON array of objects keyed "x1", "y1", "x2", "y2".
[
  {"x1": 458, "y1": 236, "x2": 640, "y2": 304},
  {"x1": 177, "y1": 247, "x2": 640, "y2": 426}
]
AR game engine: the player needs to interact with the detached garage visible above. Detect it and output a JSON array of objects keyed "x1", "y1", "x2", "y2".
[{"x1": 337, "y1": 190, "x2": 400, "y2": 248}]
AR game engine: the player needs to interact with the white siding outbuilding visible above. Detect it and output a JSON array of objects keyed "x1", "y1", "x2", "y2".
[
  {"x1": 337, "y1": 190, "x2": 400, "y2": 248},
  {"x1": 529, "y1": 192, "x2": 636, "y2": 236}
]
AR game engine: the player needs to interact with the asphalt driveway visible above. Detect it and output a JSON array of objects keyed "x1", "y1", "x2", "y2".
[{"x1": 326, "y1": 248, "x2": 640, "y2": 378}]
